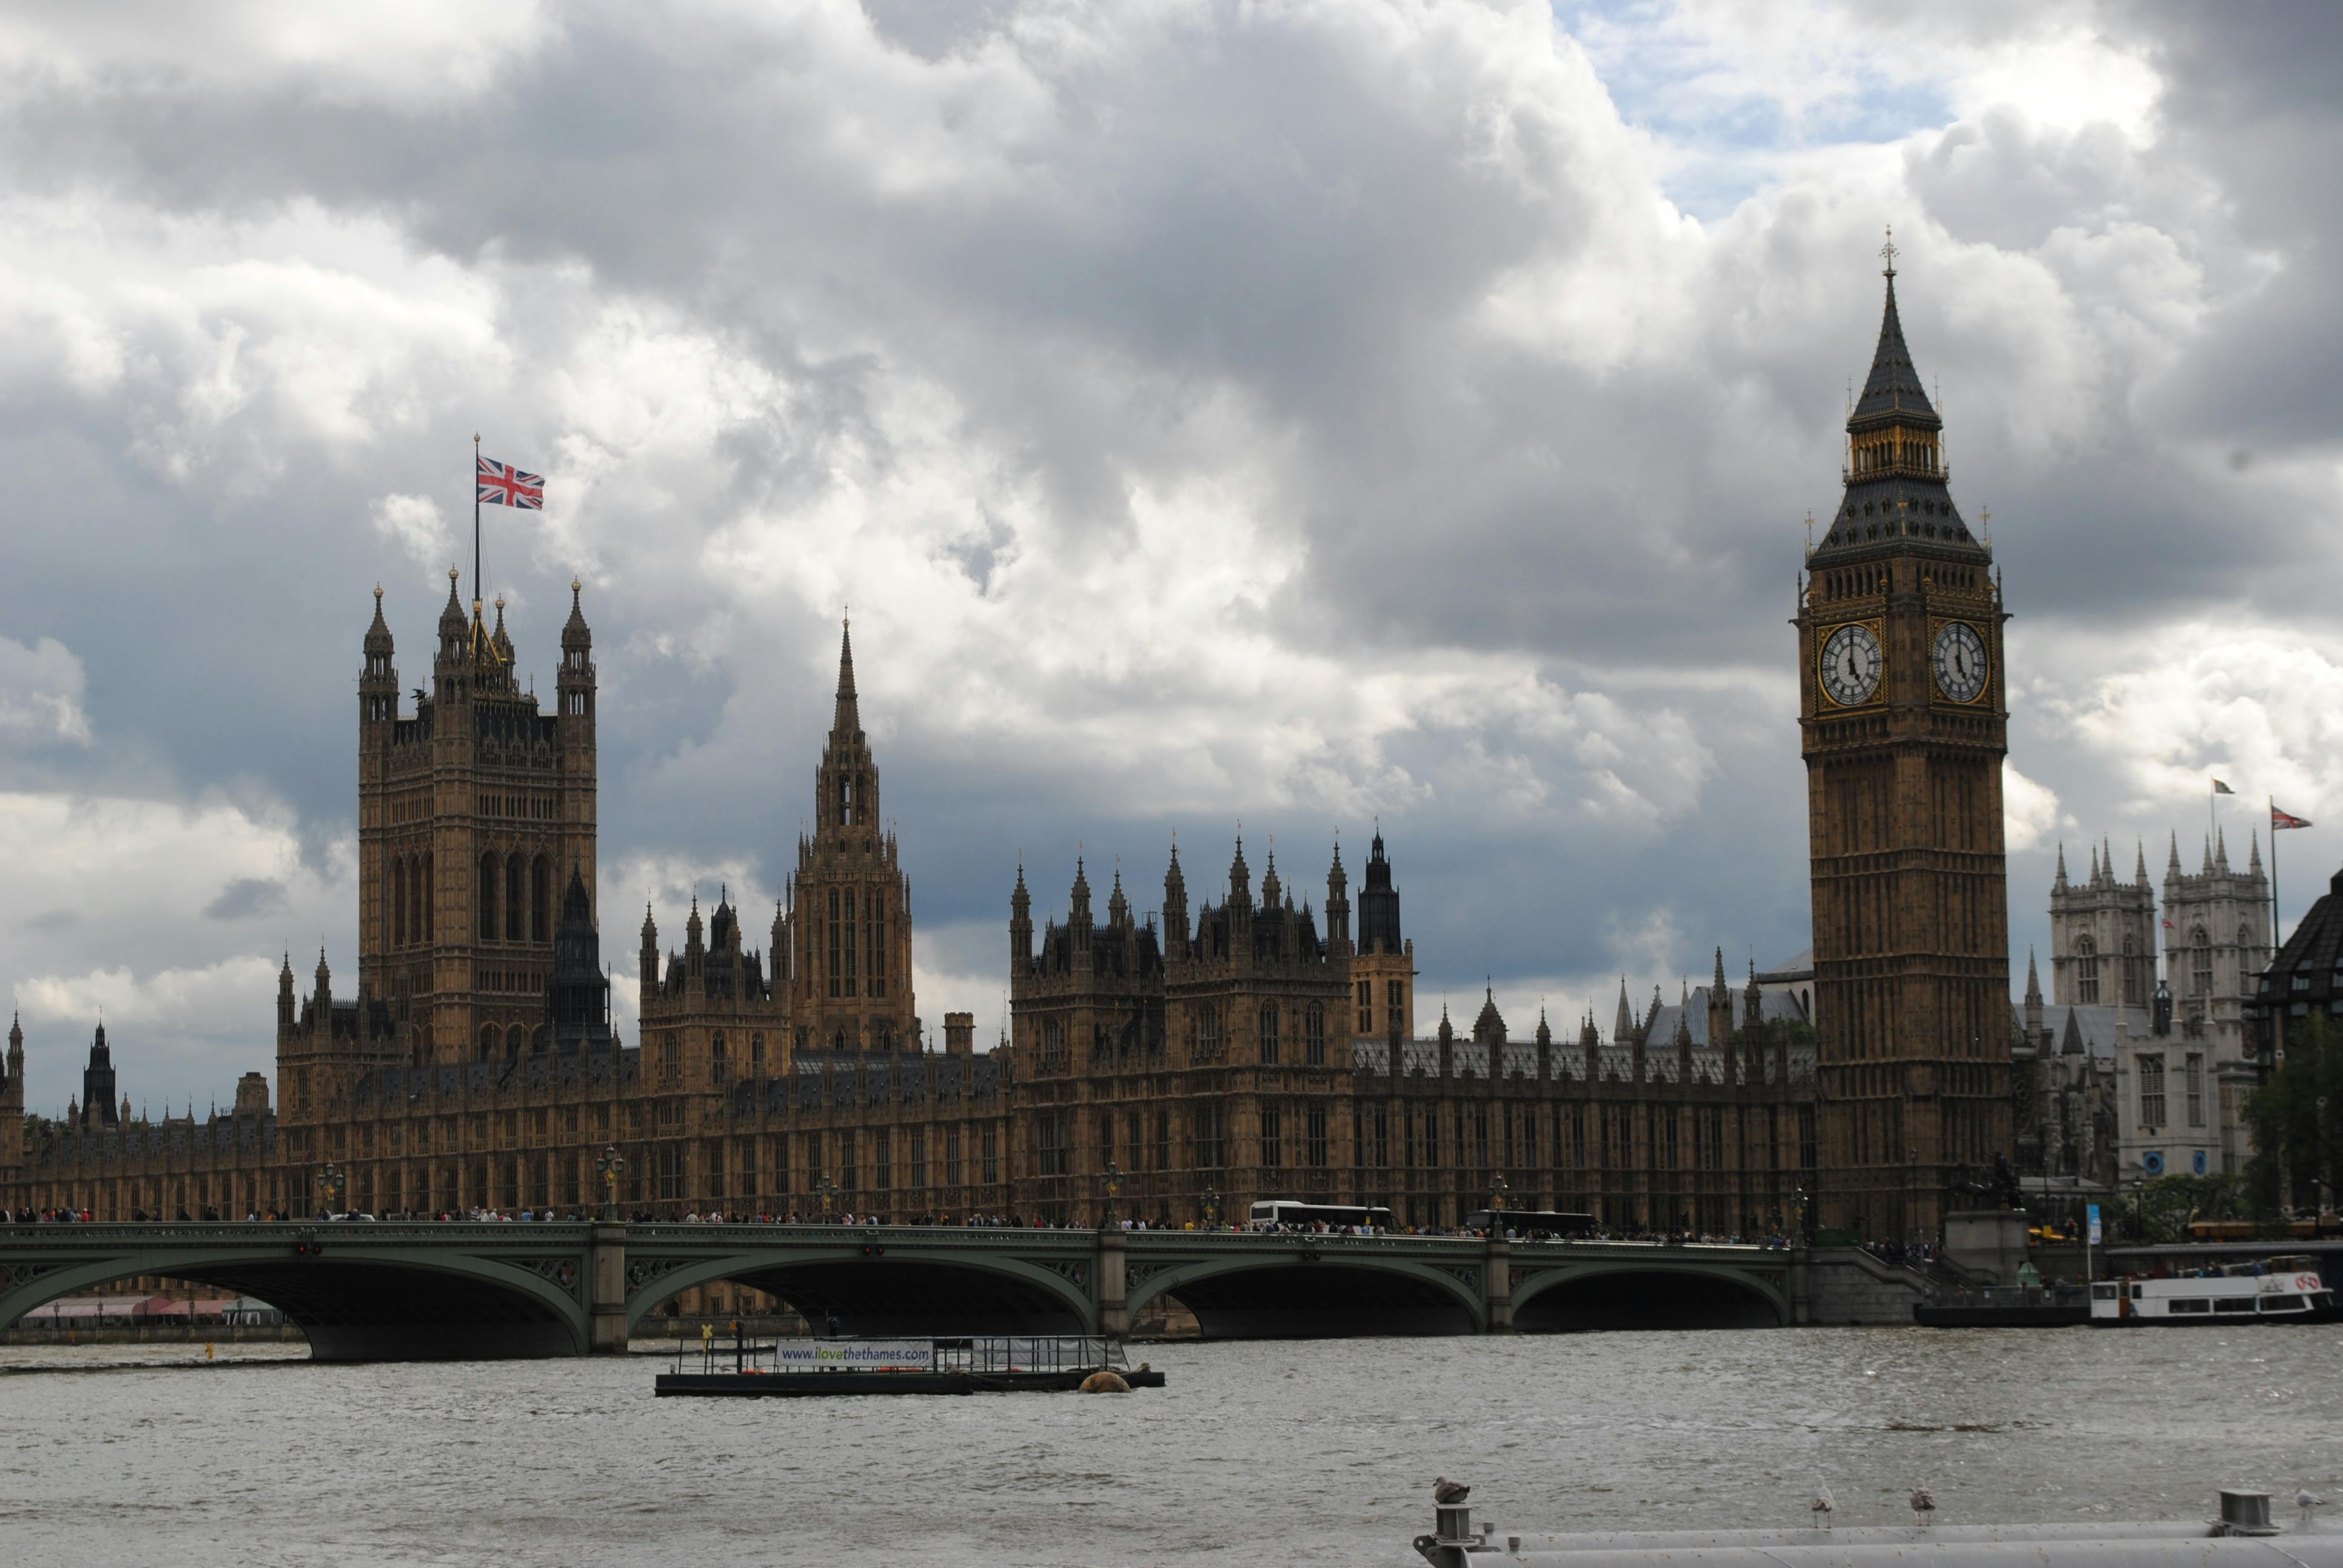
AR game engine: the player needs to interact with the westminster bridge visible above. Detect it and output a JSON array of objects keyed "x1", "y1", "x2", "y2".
[{"x1": 0, "y1": 1221, "x2": 1921, "y2": 1359}]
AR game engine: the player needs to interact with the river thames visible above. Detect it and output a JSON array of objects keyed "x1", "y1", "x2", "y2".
[{"x1": 3, "y1": 1326, "x2": 2337, "y2": 1564}]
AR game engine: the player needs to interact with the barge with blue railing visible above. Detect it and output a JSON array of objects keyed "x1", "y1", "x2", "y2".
[{"x1": 654, "y1": 1333, "x2": 1164, "y2": 1397}]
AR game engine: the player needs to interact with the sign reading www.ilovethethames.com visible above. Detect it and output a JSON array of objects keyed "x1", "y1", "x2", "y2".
[{"x1": 776, "y1": 1340, "x2": 933, "y2": 1371}]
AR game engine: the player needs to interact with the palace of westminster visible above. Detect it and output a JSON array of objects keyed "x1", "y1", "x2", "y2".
[{"x1": 0, "y1": 260, "x2": 2291, "y2": 1242}]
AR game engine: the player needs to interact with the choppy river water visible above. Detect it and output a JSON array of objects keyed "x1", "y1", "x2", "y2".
[{"x1": 2, "y1": 1325, "x2": 2338, "y2": 1566}]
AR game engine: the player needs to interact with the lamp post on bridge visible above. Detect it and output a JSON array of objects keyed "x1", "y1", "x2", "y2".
[
  {"x1": 1202, "y1": 1186, "x2": 1221, "y2": 1230},
  {"x1": 596, "y1": 1145, "x2": 627, "y2": 1222},
  {"x1": 1488, "y1": 1172, "x2": 1510, "y2": 1235},
  {"x1": 314, "y1": 1163, "x2": 344, "y2": 1220},
  {"x1": 816, "y1": 1175, "x2": 837, "y2": 1224},
  {"x1": 1102, "y1": 1160, "x2": 1123, "y2": 1230}
]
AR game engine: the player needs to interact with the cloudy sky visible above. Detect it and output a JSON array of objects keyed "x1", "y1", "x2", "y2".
[{"x1": 2, "y1": 0, "x2": 2338, "y2": 1114}]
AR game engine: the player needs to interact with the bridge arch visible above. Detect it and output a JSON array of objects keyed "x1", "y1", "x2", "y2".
[
  {"x1": 1127, "y1": 1254, "x2": 1484, "y2": 1338},
  {"x1": 624, "y1": 1246, "x2": 1095, "y2": 1337},
  {"x1": 0, "y1": 1241, "x2": 589, "y2": 1360},
  {"x1": 1510, "y1": 1261, "x2": 1788, "y2": 1331}
]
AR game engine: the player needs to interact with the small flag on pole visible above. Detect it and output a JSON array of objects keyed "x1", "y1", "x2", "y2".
[
  {"x1": 476, "y1": 455, "x2": 545, "y2": 510},
  {"x1": 2272, "y1": 805, "x2": 2313, "y2": 831},
  {"x1": 2212, "y1": 779, "x2": 2235, "y2": 795}
]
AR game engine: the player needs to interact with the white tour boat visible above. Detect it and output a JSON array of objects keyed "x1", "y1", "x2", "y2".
[{"x1": 2089, "y1": 1254, "x2": 2342, "y2": 1325}]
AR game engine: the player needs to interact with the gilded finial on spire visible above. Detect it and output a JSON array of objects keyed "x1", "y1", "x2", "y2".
[{"x1": 1879, "y1": 223, "x2": 1898, "y2": 276}]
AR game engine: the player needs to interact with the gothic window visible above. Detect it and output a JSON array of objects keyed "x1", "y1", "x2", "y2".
[
  {"x1": 944, "y1": 1124, "x2": 962, "y2": 1187},
  {"x1": 1372, "y1": 1105, "x2": 1389, "y2": 1168},
  {"x1": 1099, "y1": 1107, "x2": 1116, "y2": 1168},
  {"x1": 2140, "y1": 1054, "x2": 2166, "y2": 1128},
  {"x1": 505, "y1": 855, "x2": 525, "y2": 942},
  {"x1": 660, "y1": 1032, "x2": 680, "y2": 1083},
  {"x1": 1304, "y1": 1004, "x2": 1325, "y2": 1065},
  {"x1": 1042, "y1": 1019, "x2": 1066, "y2": 1069},
  {"x1": 870, "y1": 893, "x2": 886, "y2": 998},
  {"x1": 871, "y1": 1128, "x2": 891, "y2": 1192},
  {"x1": 826, "y1": 888, "x2": 841, "y2": 998},
  {"x1": 1423, "y1": 1105, "x2": 1440, "y2": 1167},
  {"x1": 749, "y1": 1034, "x2": 764, "y2": 1075},
  {"x1": 711, "y1": 1031, "x2": 727, "y2": 1083},
  {"x1": 1259, "y1": 1004, "x2": 1280, "y2": 1065},
  {"x1": 2074, "y1": 935, "x2": 2100, "y2": 1005},
  {"x1": 393, "y1": 858, "x2": 407, "y2": 947},
  {"x1": 505, "y1": 1024, "x2": 526, "y2": 1059},
  {"x1": 910, "y1": 1126, "x2": 926, "y2": 1190},
  {"x1": 1356, "y1": 979, "x2": 1371, "y2": 1033},
  {"x1": 1473, "y1": 1106, "x2": 1490, "y2": 1168},
  {"x1": 2191, "y1": 928, "x2": 2213, "y2": 997},
  {"x1": 1198, "y1": 1007, "x2": 1222, "y2": 1062},
  {"x1": 837, "y1": 1129, "x2": 857, "y2": 1193},
  {"x1": 2184, "y1": 1052, "x2": 2204, "y2": 1128},
  {"x1": 842, "y1": 889, "x2": 857, "y2": 997},
  {"x1": 1155, "y1": 1110, "x2": 1170, "y2": 1173},
  {"x1": 1037, "y1": 1113, "x2": 1067, "y2": 1177},
  {"x1": 1261, "y1": 1106, "x2": 1283, "y2": 1168},
  {"x1": 2121, "y1": 932, "x2": 2141, "y2": 1007},
  {"x1": 479, "y1": 854, "x2": 499, "y2": 941},
  {"x1": 981, "y1": 1123, "x2": 1000, "y2": 1184},
  {"x1": 531, "y1": 1026, "x2": 547, "y2": 1054},
  {"x1": 530, "y1": 857, "x2": 549, "y2": 942},
  {"x1": 1385, "y1": 979, "x2": 1404, "y2": 1034},
  {"x1": 1306, "y1": 1105, "x2": 1328, "y2": 1167},
  {"x1": 477, "y1": 1025, "x2": 497, "y2": 1061}
]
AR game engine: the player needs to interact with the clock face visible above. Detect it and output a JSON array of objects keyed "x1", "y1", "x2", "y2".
[
  {"x1": 1818, "y1": 622, "x2": 1883, "y2": 707},
  {"x1": 1932, "y1": 621, "x2": 1988, "y2": 704}
]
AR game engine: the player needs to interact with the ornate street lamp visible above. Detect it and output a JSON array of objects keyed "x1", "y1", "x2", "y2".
[
  {"x1": 314, "y1": 1163, "x2": 345, "y2": 1218},
  {"x1": 1202, "y1": 1185, "x2": 1221, "y2": 1229},
  {"x1": 1102, "y1": 1160, "x2": 1123, "y2": 1229},
  {"x1": 596, "y1": 1145, "x2": 628, "y2": 1221},
  {"x1": 816, "y1": 1174, "x2": 837, "y2": 1223},
  {"x1": 1489, "y1": 1171, "x2": 1510, "y2": 1222}
]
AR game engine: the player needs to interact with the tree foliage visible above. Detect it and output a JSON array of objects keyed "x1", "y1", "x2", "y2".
[{"x1": 2243, "y1": 1013, "x2": 2343, "y2": 1220}]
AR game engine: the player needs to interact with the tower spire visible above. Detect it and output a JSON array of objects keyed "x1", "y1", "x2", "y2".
[{"x1": 831, "y1": 617, "x2": 860, "y2": 740}]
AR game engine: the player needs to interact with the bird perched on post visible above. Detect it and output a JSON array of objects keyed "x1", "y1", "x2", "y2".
[
  {"x1": 1812, "y1": 1478, "x2": 1835, "y2": 1529},
  {"x1": 2301, "y1": 1489, "x2": 2324, "y2": 1523},
  {"x1": 1434, "y1": 1478, "x2": 1471, "y2": 1506},
  {"x1": 1910, "y1": 1485, "x2": 1936, "y2": 1526}
]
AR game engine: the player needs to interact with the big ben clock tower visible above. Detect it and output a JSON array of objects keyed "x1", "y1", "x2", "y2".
[{"x1": 1798, "y1": 235, "x2": 2012, "y2": 1241}]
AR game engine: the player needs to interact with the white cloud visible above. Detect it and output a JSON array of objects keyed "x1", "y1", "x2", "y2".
[
  {"x1": 0, "y1": 635, "x2": 91, "y2": 745},
  {"x1": 0, "y1": 792, "x2": 350, "y2": 1111},
  {"x1": 2003, "y1": 763, "x2": 2059, "y2": 853},
  {"x1": 2050, "y1": 622, "x2": 2343, "y2": 821},
  {"x1": 370, "y1": 494, "x2": 452, "y2": 578}
]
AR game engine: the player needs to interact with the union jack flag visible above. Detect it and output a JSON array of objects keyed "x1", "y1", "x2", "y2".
[
  {"x1": 2272, "y1": 805, "x2": 2313, "y2": 831},
  {"x1": 477, "y1": 455, "x2": 544, "y2": 510}
]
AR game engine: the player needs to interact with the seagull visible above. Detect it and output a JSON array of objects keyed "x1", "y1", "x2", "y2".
[
  {"x1": 1434, "y1": 1478, "x2": 1471, "y2": 1506},
  {"x1": 1910, "y1": 1485, "x2": 1936, "y2": 1526},
  {"x1": 1812, "y1": 1478, "x2": 1835, "y2": 1530},
  {"x1": 2301, "y1": 1489, "x2": 2324, "y2": 1523}
]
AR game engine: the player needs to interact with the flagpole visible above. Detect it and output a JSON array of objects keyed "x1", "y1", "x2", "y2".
[
  {"x1": 2270, "y1": 795, "x2": 2281, "y2": 952},
  {"x1": 472, "y1": 432, "x2": 482, "y2": 610}
]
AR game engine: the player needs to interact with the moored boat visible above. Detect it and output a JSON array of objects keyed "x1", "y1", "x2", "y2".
[
  {"x1": 654, "y1": 1332, "x2": 1166, "y2": 1396},
  {"x1": 2089, "y1": 1254, "x2": 2343, "y2": 1325}
]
